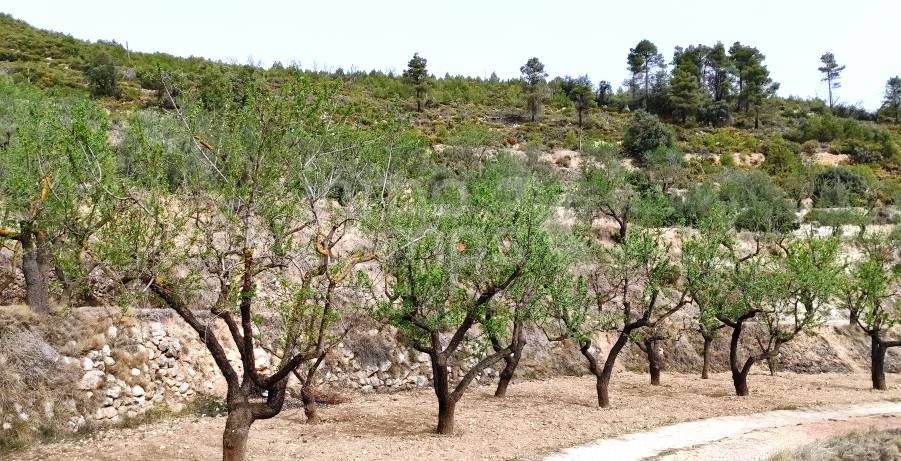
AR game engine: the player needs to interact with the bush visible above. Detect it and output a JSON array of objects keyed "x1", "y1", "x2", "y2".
[
  {"x1": 676, "y1": 181, "x2": 719, "y2": 226},
  {"x1": 720, "y1": 170, "x2": 797, "y2": 233},
  {"x1": 805, "y1": 208, "x2": 871, "y2": 228},
  {"x1": 698, "y1": 100, "x2": 731, "y2": 127},
  {"x1": 84, "y1": 52, "x2": 119, "y2": 98},
  {"x1": 761, "y1": 136, "x2": 801, "y2": 176},
  {"x1": 801, "y1": 140, "x2": 819, "y2": 154},
  {"x1": 623, "y1": 110, "x2": 673, "y2": 157},
  {"x1": 813, "y1": 168, "x2": 870, "y2": 207}
]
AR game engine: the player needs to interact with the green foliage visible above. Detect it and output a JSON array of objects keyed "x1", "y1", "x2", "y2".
[
  {"x1": 720, "y1": 170, "x2": 797, "y2": 233},
  {"x1": 623, "y1": 111, "x2": 673, "y2": 157},
  {"x1": 761, "y1": 136, "x2": 801, "y2": 176},
  {"x1": 85, "y1": 52, "x2": 119, "y2": 97},
  {"x1": 813, "y1": 168, "x2": 871, "y2": 207},
  {"x1": 684, "y1": 128, "x2": 761, "y2": 156},
  {"x1": 520, "y1": 57, "x2": 547, "y2": 122},
  {"x1": 403, "y1": 53, "x2": 429, "y2": 111}
]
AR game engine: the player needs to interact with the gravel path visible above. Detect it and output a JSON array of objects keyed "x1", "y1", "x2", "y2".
[{"x1": 545, "y1": 401, "x2": 901, "y2": 461}]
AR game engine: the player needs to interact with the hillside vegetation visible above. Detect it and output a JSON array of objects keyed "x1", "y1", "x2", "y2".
[{"x1": 1, "y1": 13, "x2": 900, "y2": 461}]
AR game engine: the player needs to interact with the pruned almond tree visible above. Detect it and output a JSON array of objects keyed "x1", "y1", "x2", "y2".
[
  {"x1": 0, "y1": 80, "x2": 118, "y2": 312},
  {"x1": 840, "y1": 234, "x2": 901, "y2": 390},
  {"x1": 376, "y1": 155, "x2": 558, "y2": 434},
  {"x1": 545, "y1": 228, "x2": 688, "y2": 408},
  {"x1": 97, "y1": 71, "x2": 419, "y2": 461}
]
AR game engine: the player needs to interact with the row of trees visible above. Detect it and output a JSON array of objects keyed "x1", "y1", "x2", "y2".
[
  {"x1": 399, "y1": 47, "x2": 900, "y2": 128},
  {"x1": 1, "y1": 74, "x2": 899, "y2": 460}
]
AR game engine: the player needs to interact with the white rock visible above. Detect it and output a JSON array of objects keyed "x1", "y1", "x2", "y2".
[
  {"x1": 131, "y1": 385, "x2": 145, "y2": 397},
  {"x1": 414, "y1": 375, "x2": 428, "y2": 387},
  {"x1": 2, "y1": 422, "x2": 10, "y2": 430},
  {"x1": 79, "y1": 371, "x2": 105, "y2": 390},
  {"x1": 95, "y1": 406, "x2": 117, "y2": 419},
  {"x1": 178, "y1": 383, "x2": 190, "y2": 394},
  {"x1": 130, "y1": 368, "x2": 141, "y2": 377},
  {"x1": 106, "y1": 325, "x2": 118, "y2": 339},
  {"x1": 416, "y1": 352, "x2": 430, "y2": 363},
  {"x1": 81, "y1": 357, "x2": 94, "y2": 371},
  {"x1": 103, "y1": 356, "x2": 115, "y2": 366},
  {"x1": 378, "y1": 360, "x2": 392, "y2": 372},
  {"x1": 106, "y1": 386, "x2": 122, "y2": 399},
  {"x1": 101, "y1": 344, "x2": 111, "y2": 356}
]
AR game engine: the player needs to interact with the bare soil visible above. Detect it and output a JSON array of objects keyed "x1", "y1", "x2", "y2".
[{"x1": 9, "y1": 372, "x2": 901, "y2": 461}]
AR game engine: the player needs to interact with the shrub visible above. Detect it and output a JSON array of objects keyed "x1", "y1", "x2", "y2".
[
  {"x1": 720, "y1": 170, "x2": 797, "y2": 233},
  {"x1": 84, "y1": 52, "x2": 119, "y2": 98},
  {"x1": 801, "y1": 140, "x2": 819, "y2": 154},
  {"x1": 761, "y1": 136, "x2": 801, "y2": 176},
  {"x1": 813, "y1": 168, "x2": 870, "y2": 207},
  {"x1": 698, "y1": 100, "x2": 731, "y2": 127},
  {"x1": 806, "y1": 208, "x2": 871, "y2": 228},
  {"x1": 677, "y1": 181, "x2": 719, "y2": 226},
  {"x1": 623, "y1": 110, "x2": 673, "y2": 157}
]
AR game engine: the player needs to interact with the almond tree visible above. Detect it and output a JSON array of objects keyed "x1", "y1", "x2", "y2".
[
  {"x1": 841, "y1": 235, "x2": 901, "y2": 389},
  {"x1": 376, "y1": 155, "x2": 558, "y2": 434},
  {"x1": 545, "y1": 229, "x2": 688, "y2": 408},
  {"x1": 0, "y1": 79, "x2": 117, "y2": 312},
  {"x1": 99, "y1": 72, "x2": 413, "y2": 460}
]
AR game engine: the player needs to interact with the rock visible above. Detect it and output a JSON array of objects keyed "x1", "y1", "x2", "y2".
[
  {"x1": 414, "y1": 375, "x2": 428, "y2": 387},
  {"x1": 178, "y1": 383, "x2": 190, "y2": 394},
  {"x1": 103, "y1": 356, "x2": 115, "y2": 366},
  {"x1": 95, "y1": 406, "x2": 117, "y2": 419},
  {"x1": 101, "y1": 344, "x2": 111, "y2": 356},
  {"x1": 361, "y1": 385, "x2": 374, "y2": 393},
  {"x1": 416, "y1": 352, "x2": 430, "y2": 363},
  {"x1": 79, "y1": 371, "x2": 105, "y2": 390},
  {"x1": 106, "y1": 325, "x2": 119, "y2": 339},
  {"x1": 106, "y1": 386, "x2": 122, "y2": 399},
  {"x1": 130, "y1": 368, "x2": 141, "y2": 377},
  {"x1": 253, "y1": 348, "x2": 270, "y2": 371},
  {"x1": 379, "y1": 360, "x2": 392, "y2": 372},
  {"x1": 131, "y1": 385, "x2": 145, "y2": 397},
  {"x1": 158, "y1": 337, "x2": 182, "y2": 358},
  {"x1": 150, "y1": 322, "x2": 165, "y2": 338},
  {"x1": 2, "y1": 422, "x2": 11, "y2": 430},
  {"x1": 81, "y1": 357, "x2": 94, "y2": 371}
]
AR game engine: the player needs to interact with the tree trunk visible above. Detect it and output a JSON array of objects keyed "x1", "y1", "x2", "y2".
[
  {"x1": 701, "y1": 336, "x2": 712, "y2": 379},
  {"x1": 732, "y1": 369, "x2": 750, "y2": 397},
  {"x1": 644, "y1": 338, "x2": 661, "y2": 385},
  {"x1": 431, "y1": 354, "x2": 456, "y2": 434},
  {"x1": 849, "y1": 308, "x2": 859, "y2": 326},
  {"x1": 595, "y1": 373, "x2": 610, "y2": 408},
  {"x1": 222, "y1": 406, "x2": 254, "y2": 461},
  {"x1": 300, "y1": 382, "x2": 319, "y2": 424},
  {"x1": 20, "y1": 230, "x2": 51, "y2": 314},
  {"x1": 728, "y1": 319, "x2": 753, "y2": 396},
  {"x1": 766, "y1": 355, "x2": 778, "y2": 376},
  {"x1": 872, "y1": 336, "x2": 888, "y2": 391},
  {"x1": 494, "y1": 340, "x2": 524, "y2": 398}
]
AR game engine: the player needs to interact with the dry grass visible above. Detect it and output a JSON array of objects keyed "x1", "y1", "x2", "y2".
[{"x1": 769, "y1": 428, "x2": 901, "y2": 461}]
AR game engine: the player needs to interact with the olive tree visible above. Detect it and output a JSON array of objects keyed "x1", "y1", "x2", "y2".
[
  {"x1": 376, "y1": 154, "x2": 558, "y2": 434},
  {"x1": 0, "y1": 78, "x2": 117, "y2": 313}
]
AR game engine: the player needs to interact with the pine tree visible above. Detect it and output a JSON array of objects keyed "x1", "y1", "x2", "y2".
[
  {"x1": 627, "y1": 40, "x2": 665, "y2": 110},
  {"x1": 670, "y1": 67, "x2": 702, "y2": 122},
  {"x1": 884, "y1": 76, "x2": 901, "y2": 123},
  {"x1": 818, "y1": 52, "x2": 846, "y2": 109},
  {"x1": 403, "y1": 53, "x2": 428, "y2": 111},
  {"x1": 520, "y1": 57, "x2": 547, "y2": 122}
]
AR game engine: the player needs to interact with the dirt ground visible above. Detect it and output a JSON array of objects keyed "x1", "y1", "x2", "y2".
[{"x1": 8, "y1": 371, "x2": 901, "y2": 461}]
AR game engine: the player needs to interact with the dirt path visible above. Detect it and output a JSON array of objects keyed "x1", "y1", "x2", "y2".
[
  {"x1": 545, "y1": 401, "x2": 901, "y2": 461},
  {"x1": 8, "y1": 372, "x2": 901, "y2": 461}
]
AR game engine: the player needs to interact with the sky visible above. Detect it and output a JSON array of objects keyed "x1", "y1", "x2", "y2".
[{"x1": 2, "y1": 0, "x2": 899, "y2": 110}]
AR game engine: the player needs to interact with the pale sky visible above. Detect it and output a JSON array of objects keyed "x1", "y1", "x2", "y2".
[{"x1": 2, "y1": 0, "x2": 899, "y2": 110}]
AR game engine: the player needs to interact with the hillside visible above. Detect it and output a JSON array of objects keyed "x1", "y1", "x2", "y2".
[{"x1": 1, "y1": 11, "x2": 901, "y2": 461}]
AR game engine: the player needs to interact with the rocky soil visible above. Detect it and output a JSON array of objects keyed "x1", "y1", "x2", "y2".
[{"x1": 9, "y1": 372, "x2": 901, "y2": 461}]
